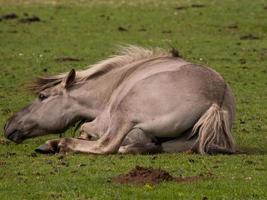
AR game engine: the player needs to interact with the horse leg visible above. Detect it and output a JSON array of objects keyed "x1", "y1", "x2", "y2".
[
  {"x1": 37, "y1": 115, "x2": 134, "y2": 154},
  {"x1": 119, "y1": 128, "x2": 162, "y2": 154},
  {"x1": 36, "y1": 121, "x2": 100, "y2": 153},
  {"x1": 119, "y1": 143, "x2": 162, "y2": 154},
  {"x1": 161, "y1": 135, "x2": 198, "y2": 153},
  {"x1": 78, "y1": 125, "x2": 162, "y2": 154},
  {"x1": 35, "y1": 136, "x2": 161, "y2": 155}
]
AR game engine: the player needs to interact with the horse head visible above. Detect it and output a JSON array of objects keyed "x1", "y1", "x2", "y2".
[{"x1": 4, "y1": 69, "x2": 86, "y2": 143}]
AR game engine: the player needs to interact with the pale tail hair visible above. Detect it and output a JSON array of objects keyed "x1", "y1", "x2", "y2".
[{"x1": 192, "y1": 104, "x2": 235, "y2": 154}]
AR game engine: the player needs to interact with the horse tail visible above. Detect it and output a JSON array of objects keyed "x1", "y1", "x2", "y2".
[{"x1": 192, "y1": 103, "x2": 235, "y2": 154}]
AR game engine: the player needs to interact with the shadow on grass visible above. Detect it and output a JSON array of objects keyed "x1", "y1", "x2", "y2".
[{"x1": 236, "y1": 146, "x2": 267, "y2": 155}]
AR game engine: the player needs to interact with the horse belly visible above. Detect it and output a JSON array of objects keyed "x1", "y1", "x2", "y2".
[
  {"x1": 134, "y1": 100, "x2": 210, "y2": 138},
  {"x1": 120, "y1": 69, "x2": 213, "y2": 138}
]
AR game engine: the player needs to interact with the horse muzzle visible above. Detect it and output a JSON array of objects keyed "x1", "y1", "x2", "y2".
[{"x1": 4, "y1": 119, "x2": 24, "y2": 144}]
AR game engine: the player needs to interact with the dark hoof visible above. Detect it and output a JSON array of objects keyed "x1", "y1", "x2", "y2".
[
  {"x1": 35, "y1": 143, "x2": 57, "y2": 154},
  {"x1": 207, "y1": 145, "x2": 235, "y2": 155}
]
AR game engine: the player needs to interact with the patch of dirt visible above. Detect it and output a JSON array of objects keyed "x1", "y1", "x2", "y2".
[
  {"x1": 175, "y1": 6, "x2": 188, "y2": 10},
  {"x1": 100, "y1": 14, "x2": 110, "y2": 21},
  {"x1": 240, "y1": 34, "x2": 260, "y2": 40},
  {"x1": 18, "y1": 16, "x2": 41, "y2": 23},
  {"x1": 175, "y1": 4, "x2": 206, "y2": 10},
  {"x1": 112, "y1": 166, "x2": 205, "y2": 185},
  {"x1": 7, "y1": 30, "x2": 18, "y2": 33},
  {"x1": 55, "y1": 56, "x2": 81, "y2": 63},
  {"x1": 239, "y1": 58, "x2": 246, "y2": 64},
  {"x1": 28, "y1": 152, "x2": 37, "y2": 157},
  {"x1": 118, "y1": 26, "x2": 128, "y2": 32},
  {"x1": 191, "y1": 4, "x2": 206, "y2": 8},
  {"x1": 113, "y1": 166, "x2": 173, "y2": 184},
  {"x1": 0, "y1": 13, "x2": 18, "y2": 21},
  {"x1": 227, "y1": 24, "x2": 238, "y2": 29}
]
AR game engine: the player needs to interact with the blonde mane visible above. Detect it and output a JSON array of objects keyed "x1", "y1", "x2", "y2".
[{"x1": 29, "y1": 45, "x2": 174, "y2": 93}]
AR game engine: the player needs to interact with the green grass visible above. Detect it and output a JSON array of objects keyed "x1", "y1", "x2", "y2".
[{"x1": 0, "y1": 0, "x2": 266, "y2": 199}]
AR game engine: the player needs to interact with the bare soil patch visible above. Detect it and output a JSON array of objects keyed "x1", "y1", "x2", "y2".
[
  {"x1": 0, "y1": 13, "x2": 18, "y2": 21},
  {"x1": 227, "y1": 24, "x2": 238, "y2": 29},
  {"x1": 18, "y1": 16, "x2": 41, "y2": 23},
  {"x1": 240, "y1": 34, "x2": 260, "y2": 40},
  {"x1": 191, "y1": 4, "x2": 206, "y2": 8},
  {"x1": 175, "y1": 4, "x2": 206, "y2": 11},
  {"x1": 117, "y1": 26, "x2": 128, "y2": 32},
  {"x1": 54, "y1": 56, "x2": 81, "y2": 63},
  {"x1": 112, "y1": 166, "x2": 206, "y2": 185}
]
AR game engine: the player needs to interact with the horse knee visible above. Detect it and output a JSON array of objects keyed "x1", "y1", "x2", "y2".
[
  {"x1": 80, "y1": 123, "x2": 92, "y2": 133},
  {"x1": 79, "y1": 122, "x2": 99, "y2": 140},
  {"x1": 78, "y1": 131, "x2": 91, "y2": 140}
]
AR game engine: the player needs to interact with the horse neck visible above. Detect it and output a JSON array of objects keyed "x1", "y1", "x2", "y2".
[
  {"x1": 70, "y1": 57, "x2": 164, "y2": 118},
  {"x1": 70, "y1": 66, "x2": 128, "y2": 118}
]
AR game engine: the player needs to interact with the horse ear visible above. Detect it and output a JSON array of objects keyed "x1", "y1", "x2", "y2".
[{"x1": 65, "y1": 69, "x2": 76, "y2": 89}]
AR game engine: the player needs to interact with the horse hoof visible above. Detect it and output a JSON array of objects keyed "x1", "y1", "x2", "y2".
[{"x1": 35, "y1": 143, "x2": 56, "y2": 154}]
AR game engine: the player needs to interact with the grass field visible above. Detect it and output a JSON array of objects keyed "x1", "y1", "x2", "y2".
[{"x1": 0, "y1": 0, "x2": 266, "y2": 199}]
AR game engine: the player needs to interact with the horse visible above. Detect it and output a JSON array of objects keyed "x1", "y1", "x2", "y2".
[{"x1": 3, "y1": 45, "x2": 236, "y2": 154}]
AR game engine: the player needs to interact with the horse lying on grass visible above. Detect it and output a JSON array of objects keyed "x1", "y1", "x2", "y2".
[{"x1": 4, "y1": 46, "x2": 236, "y2": 154}]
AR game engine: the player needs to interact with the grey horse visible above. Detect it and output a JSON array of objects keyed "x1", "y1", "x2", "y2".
[{"x1": 4, "y1": 46, "x2": 236, "y2": 154}]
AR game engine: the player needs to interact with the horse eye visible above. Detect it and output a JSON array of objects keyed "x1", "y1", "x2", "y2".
[{"x1": 38, "y1": 93, "x2": 48, "y2": 101}]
